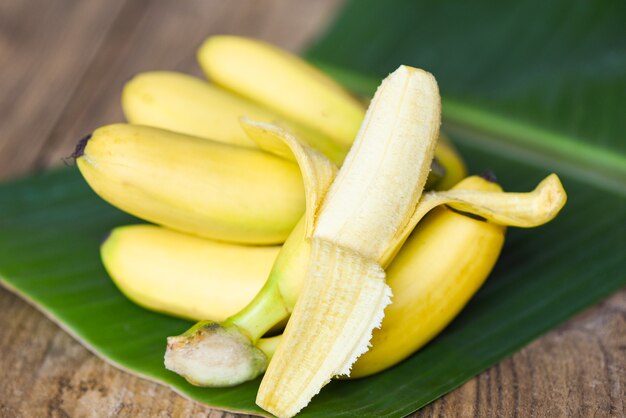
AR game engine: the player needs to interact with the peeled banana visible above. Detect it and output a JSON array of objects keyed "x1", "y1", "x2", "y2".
[{"x1": 75, "y1": 124, "x2": 305, "y2": 244}]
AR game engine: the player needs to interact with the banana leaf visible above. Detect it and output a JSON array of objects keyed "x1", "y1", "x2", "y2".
[{"x1": 1, "y1": 0, "x2": 625, "y2": 416}]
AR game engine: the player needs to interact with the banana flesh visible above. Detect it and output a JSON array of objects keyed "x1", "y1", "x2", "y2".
[{"x1": 76, "y1": 124, "x2": 305, "y2": 244}]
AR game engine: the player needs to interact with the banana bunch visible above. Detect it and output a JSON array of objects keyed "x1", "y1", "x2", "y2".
[
  {"x1": 78, "y1": 36, "x2": 466, "y2": 245},
  {"x1": 74, "y1": 35, "x2": 567, "y2": 418}
]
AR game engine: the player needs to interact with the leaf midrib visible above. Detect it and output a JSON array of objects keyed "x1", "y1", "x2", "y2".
[{"x1": 311, "y1": 60, "x2": 626, "y2": 196}]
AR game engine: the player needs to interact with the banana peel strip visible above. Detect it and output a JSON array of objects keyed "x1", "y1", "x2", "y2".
[
  {"x1": 241, "y1": 119, "x2": 337, "y2": 237},
  {"x1": 383, "y1": 174, "x2": 567, "y2": 264},
  {"x1": 258, "y1": 239, "x2": 390, "y2": 417}
]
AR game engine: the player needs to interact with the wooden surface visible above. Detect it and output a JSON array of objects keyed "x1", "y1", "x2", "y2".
[{"x1": 0, "y1": 1, "x2": 624, "y2": 417}]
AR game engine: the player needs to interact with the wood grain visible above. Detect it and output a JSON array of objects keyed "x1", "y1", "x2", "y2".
[{"x1": 0, "y1": 1, "x2": 624, "y2": 417}]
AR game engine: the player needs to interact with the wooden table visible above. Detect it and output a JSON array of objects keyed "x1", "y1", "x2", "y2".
[{"x1": 1, "y1": 1, "x2": 624, "y2": 416}]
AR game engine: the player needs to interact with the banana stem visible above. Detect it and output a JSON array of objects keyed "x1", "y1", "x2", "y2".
[
  {"x1": 226, "y1": 283, "x2": 289, "y2": 342},
  {"x1": 256, "y1": 335, "x2": 281, "y2": 360}
]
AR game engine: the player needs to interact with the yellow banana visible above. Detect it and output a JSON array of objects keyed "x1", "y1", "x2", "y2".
[
  {"x1": 121, "y1": 70, "x2": 465, "y2": 186},
  {"x1": 122, "y1": 72, "x2": 346, "y2": 164},
  {"x1": 75, "y1": 124, "x2": 305, "y2": 244},
  {"x1": 196, "y1": 35, "x2": 467, "y2": 187},
  {"x1": 198, "y1": 35, "x2": 364, "y2": 150},
  {"x1": 122, "y1": 71, "x2": 273, "y2": 149},
  {"x1": 433, "y1": 135, "x2": 468, "y2": 190},
  {"x1": 350, "y1": 187, "x2": 504, "y2": 377},
  {"x1": 74, "y1": 121, "x2": 446, "y2": 247},
  {"x1": 164, "y1": 67, "x2": 566, "y2": 418},
  {"x1": 100, "y1": 225, "x2": 280, "y2": 322},
  {"x1": 257, "y1": 67, "x2": 451, "y2": 417},
  {"x1": 70, "y1": 31, "x2": 567, "y2": 417}
]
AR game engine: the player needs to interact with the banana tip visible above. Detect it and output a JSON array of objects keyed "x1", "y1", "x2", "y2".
[
  {"x1": 479, "y1": 170, "x2": 497, "y2": 183},
  {"x1": 71, "y1": 134, "x2": 92, "y2": 159},
  {"x1": 100, "y1": 230, "x2": 112, "y2": 246}
]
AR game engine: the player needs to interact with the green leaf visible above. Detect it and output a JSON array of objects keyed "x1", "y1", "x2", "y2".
[
  {"x1": 307, "y1": 0, "x2": 626, "y2": 195},
  {"x1": 1, "y1": 1, "x2": 625, "y2": 417}
]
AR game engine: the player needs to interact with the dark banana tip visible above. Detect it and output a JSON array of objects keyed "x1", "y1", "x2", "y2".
[
  {"x1": 100, "y1": 230, "x2": 112, "y2": 246},
  {"x1": 448, "y1": 206, "x2": 487, "y2": 222},
  {"x1": 71, "y1": 134, "x2": 92, "y2": 159},
  {"x1": 479, "y1": 170, "x2": 497, "y2": 183}
]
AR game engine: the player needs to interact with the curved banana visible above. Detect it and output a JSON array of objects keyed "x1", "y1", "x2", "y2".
[
  {"x1": 122, "y1": 71, "x2": 274, "y2": 149},
  {"x1": 198, "y1": 35, "x2": 364, "y2": 150},
  {"x1": 350, "y1": 201, "x2": 504, "y2": 377},
  {"x1": 122, "y1": 72, "x2": 346, "y2": 164},
  {"x1": 122, "y1": 70, "x2": 465, "y2": 186},
  {"x1": 100, "y1": 225, "x2": 280, "y2": 322},
  {"x1": 75, "y1": 124, "x2": 305, "y2": 244}
]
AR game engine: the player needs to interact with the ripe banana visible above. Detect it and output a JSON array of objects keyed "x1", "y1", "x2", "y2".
[
  {"x1": 75, "y1": 124, "x2": 305, "y2": 244},
  {"x1": 122, "y1": 71, "x2": 346, "y2": 164},
  {"x1": 198, "y1": 35, "x2": 364, "y2": 151},
  {"x1": 100, "y1": 177, "x2": 505, "y2": 379},
  {"x1": 256, "y1": 67, "x2": 443, "y2": 417},
  {"x1": 122, "y1": 70, "x2": 465, "y2": 186},
  {"x1": 122, "y1": 71, "x2": 274, "y2": 149},
  {"x1": 69, "y1": 30, "x2": 568, "y2": 417},
  {"x1": 164, "y1": 67, "x2": 566, "y2": 418},
  {"x1": 100, "y1": 225, "x2": 280, "y2": 321},
  {"x1": 74, "y1": 121, "x2": 446, "y2": 247}
]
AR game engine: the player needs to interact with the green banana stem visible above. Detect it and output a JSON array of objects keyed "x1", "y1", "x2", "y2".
[
  {"x1": 225, "y1": 283, "x2": 289, "y2": 342},
  {"x1": 164, "y1": 217, "x2": 308, "y2": 387},
  {"x1": 256, "y1": 335, "x2": 281, "y2": 360},
  {"x1": 224, "y1": 216, "x2": 308, "y2": 341}
]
